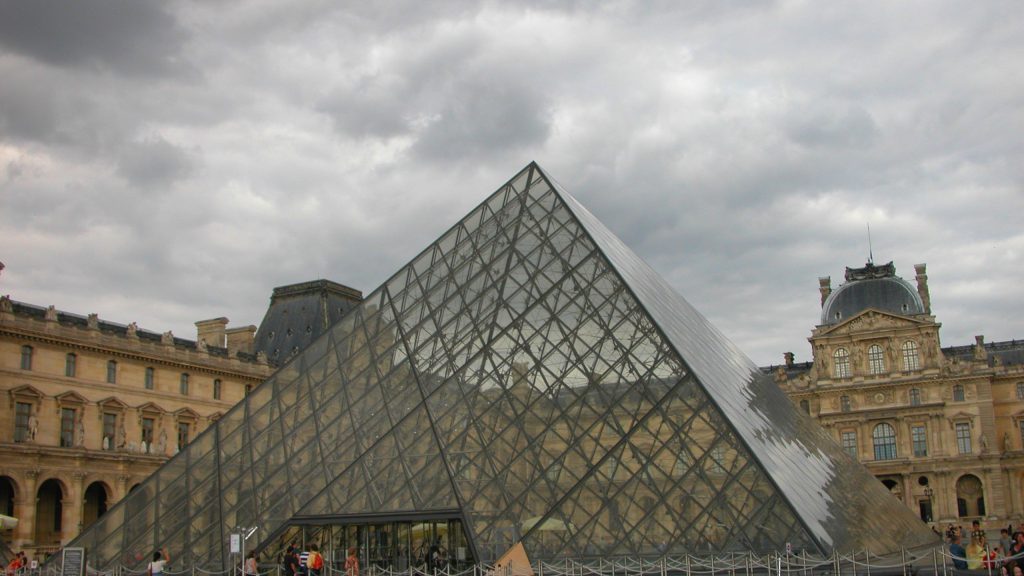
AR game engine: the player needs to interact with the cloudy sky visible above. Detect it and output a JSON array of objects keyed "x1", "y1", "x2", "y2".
[{"x1": 1, "y1": 1, "x2": 1022, "y2": 366}]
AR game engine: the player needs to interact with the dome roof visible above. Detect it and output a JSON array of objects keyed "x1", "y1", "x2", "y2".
[{"x1": 821, "y1": 262, "x2": 925, "y2": 325}]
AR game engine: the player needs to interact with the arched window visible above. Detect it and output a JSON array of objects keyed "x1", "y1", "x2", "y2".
[
  {"x1": 909, "y1": 387, "x2": 922, "y2": 406},
  {"x1": 956, "y1": 474, "x2": 984, "y2": 517},
  {"x1": 953, "y1": 384, "x2": 965, "y2": 402},
  {"x1": 833, "y1": 348, "x2": 851, "y2": 378},
  {"x1": 20, "y1": 345, "x2": 33, "y2": 370},
  {"x1": 868, "y1": 344, "x2": 886, "y2": 375},
  {"x1": 840, "y1": 395, "x2": 852, "y2": 413},
  {"x1": 901, "y1": 341, "x2": 920, "y2": 371},
  {"x1": 106, "y1": 360, "x2": 117, "y2": 384},
  {"x1": 65, "y1": 353, "x2": 77, "y2": 377},
  {"x1": 873, "y1": 423, "x2": 897, "y2": 460}
]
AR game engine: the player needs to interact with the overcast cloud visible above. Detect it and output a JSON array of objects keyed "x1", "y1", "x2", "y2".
[{"x1": 1, "y1": 0, "x2": 1022, "y2": 366}]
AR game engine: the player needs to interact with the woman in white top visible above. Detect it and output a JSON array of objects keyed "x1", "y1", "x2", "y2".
[
  {"x1": 244, "y1": 552, "x2": 258, "y2": 576},
  {"x1": 148, "y1": 548, "x2": 170, "y2": 576}
]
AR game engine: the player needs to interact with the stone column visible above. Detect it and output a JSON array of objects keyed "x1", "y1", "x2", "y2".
[
  {"x1": 14, "y1": 469, "x2": 40, "y2": 547},
  {"x1": 64, "y1": 471, "x2": 86, "y2": 545},
  {"x1": 115, "y1": 474, "x2": 132, "y2": 503}
]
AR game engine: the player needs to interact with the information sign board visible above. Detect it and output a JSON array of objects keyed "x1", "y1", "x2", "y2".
[{"x1": 61, "y1": 547, "x2": 86, "y2": 576}]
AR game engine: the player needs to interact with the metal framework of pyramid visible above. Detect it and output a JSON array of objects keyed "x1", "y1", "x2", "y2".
[{"x1": 69, "y1": 163, "x2": 935, "y2": 569}]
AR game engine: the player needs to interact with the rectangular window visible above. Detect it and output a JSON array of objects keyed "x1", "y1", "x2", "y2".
[
  {"x1": 14, "y1": 402, "x2": 32, "y2": 443},
  {"x1": 213, "y1": 379, "x2": 222, "y2": 400},
  {"x1": 1019, "y1": 420, "x2": 1024, "y2": 450},
  {"x1": 21, "y1": 345, "x2": 32, "y2": 370},
  {"x1": 106, "y1": 360, "x2": 117, "y2": 384},
  {"x1": 60, "y1": 408, "x2": 76, "y2": 448},
  {"x1": 65, "y1": 354, "x2": 77, "y2": 377},
  {"x1": 177, "y1": 422, "x2": 190, "y2": 451},
  {"x1": 141, "y1": 417, "x2": 155, "y2": 450},
  {"x1": 956, "y1": 422, "x2": 972, "y2": 454},
  {"x1": 912, "y1": 425, "x2": 928, "y2": 457},
  {"x1": 1017, "y1": 382, "x2": 1024, "y2": 400},
  {"x1": 102, "y1": 413, "x2": 117, "y2": 451},
  {"x1": 841, "y1": 431, "x2": 857, "y2": 459},
  {"x1": 145, "y1": 367, "x2": 154, "y2": 390},
  {"x1": 180, "y1": 373, "x2": 189, "y2": 395}
]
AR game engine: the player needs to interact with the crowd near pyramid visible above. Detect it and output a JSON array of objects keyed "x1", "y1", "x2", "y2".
[{"x1": 67, "y1": 163, "x2": 936, "y2": 569}]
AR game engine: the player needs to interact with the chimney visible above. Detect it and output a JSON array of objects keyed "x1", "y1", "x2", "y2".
[
  {"x1": 818, "y1": 277, "x2": 831, "y2": 307},
  {"x1": 914, "y1": 263, "x2": 931, "y2": 314},
  {"x1": 195, "y1": 317, "x2": 228, "y2": 348},
  {"x1": 226, "y1": 325, "x2": 257, "y2": 355},
  {"x1": 784, "y1": 352, "x2": 795, "y2": 368}
]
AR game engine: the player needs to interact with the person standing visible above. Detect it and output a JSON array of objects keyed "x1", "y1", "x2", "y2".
[
  {"x1": 284, "y1": 546, "x2": 300, "y2": 576},
  {"x1": 345, "y1": 547, "x2": 359, "y2": 576},
  {"x1": 244, "y1": 552, "x2": 258, "y2": 576},
  {"x1": 148, "y1": 548, "x2": 170, "y2": 576},
  {"x1": 306, "y1": 545, "x2": 323, "y2": 576},
  {"x1": 950, "y1": 534, "x2": 968, "y2": 570}
]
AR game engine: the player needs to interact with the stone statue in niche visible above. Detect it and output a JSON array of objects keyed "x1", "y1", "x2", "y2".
[
  {"x1": 117, "y1": 424, "x2": 127, "y2": 450},
  {"x1": 1003, "y1": 432, "x2": 1012, "y2": 453},
  {"x1": 28, "y1": 414, "x2": 38, "y2": 441},
  {"x1": 980, "y1": 433, "x2": 989, "y2": 453},
  {"x1": 156, "y1": 428, "x2": 167, "y2": 455},
  {"x1": 0, "y1": 295, "x2": 13, "y2": 313},
  {"x1": 76, "y1": 417, "x2": 86, "y2": 447}
]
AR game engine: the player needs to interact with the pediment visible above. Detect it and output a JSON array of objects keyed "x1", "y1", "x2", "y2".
[
  {"x1": 174, "y1": 407, "x2": 201, "y2": 420},
  {"x1": 818, "y1": 308, "x2": 928, "y2": 337},
  {"x1": 55, "y1": 390, "x2": 89, "y2": 405},
  {"x1": 97, "y1": 396, "x2": 130, "y2": 411},
  {"x1": 136, "y1": 401, "x2": 166, "y2": 414},
  {"x1": 8, "y1": 384, "x2": 44, "y2": 399}
]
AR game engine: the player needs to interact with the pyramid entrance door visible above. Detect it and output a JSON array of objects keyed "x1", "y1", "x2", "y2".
[{"x1": 268, "y1": 517, "x2": 473, "y2": 572}]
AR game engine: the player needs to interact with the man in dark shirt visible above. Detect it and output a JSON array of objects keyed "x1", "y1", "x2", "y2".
[
  {"x1": 950, "y1": 534, "x2": 967, "y2": 570},
  {"x1": 284, "y1": 546, "x2": 300, "y2": 576}
]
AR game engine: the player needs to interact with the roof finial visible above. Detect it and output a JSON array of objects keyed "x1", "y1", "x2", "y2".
[{"x1": 866, "y1": 223, "x2": 874, "y2": 265}]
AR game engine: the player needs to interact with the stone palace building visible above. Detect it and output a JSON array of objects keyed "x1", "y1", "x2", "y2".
[
  {"x1": 0, "y1": 279, "x2": 362, "y2": 560},
  {"x1": 771, "y1": 261, "x2": 1024, "y2": 531}
]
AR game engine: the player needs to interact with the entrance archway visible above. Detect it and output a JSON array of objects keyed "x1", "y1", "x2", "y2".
[
  {"x1": 35, "y1": 479, "x2": 64, "y2": 545},
  {"x1": 82, "y1": 482, "x2": 109, "y2": 528},
  {"x1": 956, "y1": 474, "x2": 985, "y2": 517},
  {"x1": 0, "y1": 476, "x2": 16, "y2": 543}
]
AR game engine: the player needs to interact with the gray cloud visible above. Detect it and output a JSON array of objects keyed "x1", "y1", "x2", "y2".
[
  {"x1": 1, "y1": 1, "x2": 1022, "y2": 366},
  {"x1": 117, "y1": 136, "x2": 197, "y2": 189},
  {"x1": 0, "y1": 0, "x2": 188, "y2": 77}
]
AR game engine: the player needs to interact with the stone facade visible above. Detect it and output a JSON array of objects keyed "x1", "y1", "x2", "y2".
[
  {"x1": 773, "y1": 263, "x2": 1024, "y2": 532},
  {"x1": 0, "y1": 296, "x2": 272, "y2": 558}
]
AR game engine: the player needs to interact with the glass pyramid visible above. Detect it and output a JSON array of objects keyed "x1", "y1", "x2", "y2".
[{"x1": 69, "y1": 163, "x2": 936, "y2": 569}]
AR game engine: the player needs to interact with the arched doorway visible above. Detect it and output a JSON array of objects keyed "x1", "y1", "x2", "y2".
[
  {"x1": 0, "y1": 476, "x2": 16, "y2": 543},
  {"x1": 956, "y1": 474, "x2": 985, "y2": 517},
  {"x1": 82, "y1": 482, "x2": 109, "y2": 528},
  {"x1": 35, "y1": 479, "x2": 64, "y2": 545}
]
